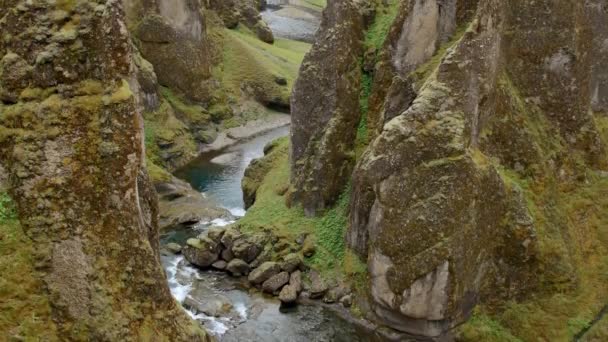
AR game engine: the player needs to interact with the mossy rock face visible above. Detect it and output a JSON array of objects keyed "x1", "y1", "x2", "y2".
[
  {"x1": 345, "y1": 0, "x2": 608, "y2": 339},
  {"x1": 125, "y1": 0, "x2": 213, "y2": 103},
  {"x1": 0, "y1": 1, "x2": 211, "y2": 340},
  {"x1": 289, "y1": 0, "x2": 365, "y2": 216},
  {"x1": 207, "y1": 0, "x2": 274, "y2": 43},
  {"x1": 364, "y1": 0, "x2": 474, "y2": 141},
  {"x1": 242, "y1": 138, "x2": 287, "y2": 209}
]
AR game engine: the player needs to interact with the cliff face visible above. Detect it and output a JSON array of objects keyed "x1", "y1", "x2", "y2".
[
  {"x1": 288, "y1": 0, "x2": 364, "y2": 216},
  {"x1": 123, "y1": 0, "x2": 213, "y2": 103},
  {"x1": 0, "y1": 1, "x2": 210, "y2": 340},
  {"x1": 290, "y1": 0, "x2": 608, "y2": 339},
  {"x1": 208, "y1": 0, "x2": 274, "y2": 43}
]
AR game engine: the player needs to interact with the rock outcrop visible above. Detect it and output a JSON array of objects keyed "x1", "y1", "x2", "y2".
[
  {"x1": 208, "y1": 0, "x2": 275, "y2": 43},
  {"x1": 288, "y1": 0, "x2": 365, "y2": 216},
  {"x1": 365, "y1": 0, "x2": 478, "y2": 139},
  {"x1": 123, "y1": 0, "x2": 214, "y2": 103},
  {"x1": 288, "y1": 0, "x2": 608, "y2": 339},
  {"x1": 348, "y1": 0, "x2": 607, "y2": 337},
  {"x1": 155, "y1": 176, "x2": 231, "y2": 230},
  {"x1": 0, "y1": 1, "x2": 210, "y2": 340}
]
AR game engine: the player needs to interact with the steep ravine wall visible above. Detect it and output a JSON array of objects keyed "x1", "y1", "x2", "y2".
[
  {"x1": 288, "y1": 0, "x2": 364, "y2": 216},
  {"x1": 0, "y1": 1, "x2": 211, "y2": 340},
  {"x1": 288, "y1": 0, "x2": 608, "y2": 340}
]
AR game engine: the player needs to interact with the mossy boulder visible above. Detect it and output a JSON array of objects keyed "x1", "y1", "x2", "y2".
[
  {"x1": 183, "y1": 237, "x2": 221, "y2": 268},
  {"x1": 248, "y1": 261, "x2": 281, "y2": 284}
]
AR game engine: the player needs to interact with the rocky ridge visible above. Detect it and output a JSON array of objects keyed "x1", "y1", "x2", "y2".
[{"x1": 285, "y1": 0, "x2": 608, "y2": 340}]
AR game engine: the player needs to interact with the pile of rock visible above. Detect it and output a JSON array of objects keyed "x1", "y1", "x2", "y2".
[{"x1": 175, "y1": 226, "x2": 352, "y2": 306}]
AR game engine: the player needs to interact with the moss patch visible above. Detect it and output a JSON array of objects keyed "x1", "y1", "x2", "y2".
[
  {"x1": 458, "y1": 310, "x2": 524, "y2": 342},
  {"x1": 0, "y1": 193, "x2": 58, "y2": 340},
  {"x1": 364, "y1": 0, "x2": 401, "y2": 52},
  {"x1": 459, "y1": 76, "x2": 608, "y2": 341}
]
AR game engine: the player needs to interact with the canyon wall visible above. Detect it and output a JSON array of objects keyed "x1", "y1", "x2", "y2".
[
  {"x1": 288, "y1": 0, "x2": 364, "y2": 216},
  {"x1": 290, "y1": 0, "x2": 608, "y2": 338},
  {"x1": 0, "y1": 0, "x2": 211, "y2": 340}
]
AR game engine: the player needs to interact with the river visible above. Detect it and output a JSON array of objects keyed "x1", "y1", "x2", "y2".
[{"x1": 161, "y1": 126, "x2": 377, "y2": 341}]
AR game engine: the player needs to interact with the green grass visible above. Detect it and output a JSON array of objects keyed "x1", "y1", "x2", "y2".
[
  {"x1": 159, "y1": 87, "x2": 210, "y2": 126},
  {"x1": 238, "y1": 138, "x2": 367, "y2": 284},
  {"x1": 142, "y1": 100, "x2": 197, "y2": 171},
  {"x1": 364, "y1": 0, "x2": 401, "y2": 52},
  {"x1": 354, "y1": 0, "x2": 402, "y2": 155},
  {"x1": 458, "y1": 311, "x2": 523, "y2": 342},
  {"x1": 298, "y1": 0, "x2": 326, "y2": 11},
  {"x1": 356, "y1": 72, "x2": 373, "y2": 157},
  {"x1": 581, "y1": 314, "x2": 608, "y2": 341},
  {"x1": 213, "y1": 26, "x2": 311, "y2": 106},
  {"x1": 0, "y1": 193, "x2": 58, "y2": 340},
  {"x1": 0, "y1": 192, "x2": 16, "y2": 221}
]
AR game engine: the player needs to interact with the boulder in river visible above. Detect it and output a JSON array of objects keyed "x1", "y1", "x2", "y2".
[
  {"x1": 279, "y1": 284, "x2": 298, "y2": 304},
  {"x1": 262, "y1": 271, "x2": 290, "y2": 294},
  {"x1": 221, "y1": 226, "x2": 243, "y2": 250},
  {"x1": 184, "y1": 293, "x2": 233, "y2": 317},
  {"x1": 232, "y1": 235, "x2": 265, "y2": 263},
  {"x1": 339, "y1": 294, "x2": 353, "y2": 308},
  {"x1": 323, "y1": 286, "x2": 349, "y2": 304},
  {"x1": 212, "y1": 260, "x2": 227, "y2": 270},
  {"x1": 206, "y1": 227, "x2": 226, "y2": 243},
  {"x1": 222, "y1": 248, "x2": 235, "y2": 262},
  {"x1": 250, "y1": 244, "x2": 272, "y2": 269},
  {"x1": 226, "y1": 259, "x2": 251, "y2": 276},
  {"x1": 165, "y1": 242, "x2": 183, "y2": 254},
  {"x1": 183, "y1": 237, "x2": 220, "y2": 267},
  {"x1": 248, "y1": 261, "x2": 280, "y2": 285},
  {"x1": 289, "y1": 270, "x2": 303, "y2": 293}
]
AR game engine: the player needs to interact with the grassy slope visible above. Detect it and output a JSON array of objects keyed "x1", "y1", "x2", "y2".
[
  {"x1": 216, "y1": 26, "x2": 310, "y2": 107},
  {"x1": 144, "y1": 18, "x2": 311, "y2": 174},
  {"x1": 0, "y1": 192, "x2": 58, "y2": 340},
  {"x1": 238, "y1": 139, "x2": 367, "y2": 287},
  {"x1": 298, "y1": 0, "x2": 326, "y2": 11}
]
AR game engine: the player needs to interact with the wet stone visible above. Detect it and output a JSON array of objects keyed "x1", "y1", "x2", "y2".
[
  {"x1": 279, "y1": 284, "x2": 298, "y2": 304},
  {"x1": 212, "y1": 260, "x2": 227, "y2": 270},
  {"x1": 262, "y1": 271, "x2": 290, "y2": 294},
  {"x1": 248, "y1": 261, "x2": 280, "y2": 284},
  {"x1": 226, "y1": 258, "x2": 250, "y2": 276}
]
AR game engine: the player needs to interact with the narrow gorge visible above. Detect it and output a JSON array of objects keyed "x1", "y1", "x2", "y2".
[{"x1": 1, "y1": 0, "x2": 607, "y2": 341}]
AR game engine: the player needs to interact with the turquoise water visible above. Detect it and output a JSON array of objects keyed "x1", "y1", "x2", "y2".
[{"x1": 175, "y1": 126, "x2": 290, "y2": 216}]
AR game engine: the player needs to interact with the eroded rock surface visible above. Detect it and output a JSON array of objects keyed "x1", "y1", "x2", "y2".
[
  {"x1": 347, "y1": 0, "x2": 607, "y2": 337},
  {"x1": 288, "y1": 0, "x2": 365, "y2": 216},
  {"x1": 123, "y1": 0, "x2": 213, "y2": 102},
  {"x1": 0, "y1": 1, "x2": 210, "y2": 340},
  {"x1": 207, "y1": 0, "x2": 275, "y2": 43}
]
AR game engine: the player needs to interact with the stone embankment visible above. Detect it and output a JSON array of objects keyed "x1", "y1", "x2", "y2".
[{"x1": 165, "y1": 226, "x2": 353, "y2": 308}]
